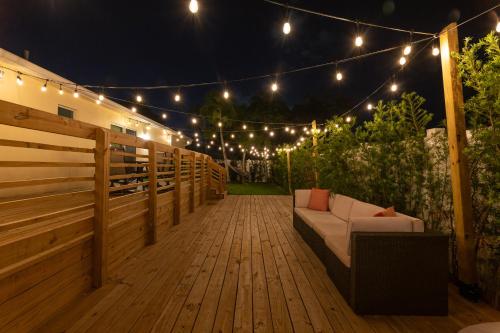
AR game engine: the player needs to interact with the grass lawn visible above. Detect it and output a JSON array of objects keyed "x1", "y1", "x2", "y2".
[{"x1": 228, "y1": 183, "x2": 289, "y2": 195}]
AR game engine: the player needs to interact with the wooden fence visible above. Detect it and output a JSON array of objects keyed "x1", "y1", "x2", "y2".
[{"x1": 0, "y1": 100, "x2": 226, "y2": 331}]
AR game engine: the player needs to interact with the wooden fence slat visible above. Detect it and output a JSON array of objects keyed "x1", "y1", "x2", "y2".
[
  {"x1": 200, "y1": 156, "x2": 205, "y2": 205},
  {"x1": 148, "y1": 141, "x2": 158, "y2": 244},
  {"x1": 0, "y1": 139, "x2": 94, "y2": 153},
  {"x1": 174, "y1": 148, "x2": 181, "y2": 225},
  {"x1": 190, "y1": 152, "x2": 196, "y2": 213},
  {"x1": 93, "y1": 128, "x2": 110, "y2": 288}
]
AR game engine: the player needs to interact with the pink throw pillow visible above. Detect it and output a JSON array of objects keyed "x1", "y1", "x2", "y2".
[
  {"x1": 307, "y1": 188, "x2": 330, "y2": 211},
  {"x1": 373, "y1": 206, "x2": 397, "y2": 217}
]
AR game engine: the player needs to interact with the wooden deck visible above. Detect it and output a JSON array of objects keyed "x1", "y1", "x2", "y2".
[{"x1": 39, "y1": 195, "x2": 500, "y2": 333}]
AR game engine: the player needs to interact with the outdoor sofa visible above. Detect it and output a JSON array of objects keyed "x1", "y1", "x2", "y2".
[{"x1": 293, "y1": 189, "x2": 449, "y2": 315}]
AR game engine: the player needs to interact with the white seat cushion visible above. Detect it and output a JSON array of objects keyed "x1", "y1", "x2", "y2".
[
  {"x1": 325, "y1": 234, "x2": 351, "y2": 267},
  {"x1": 294, "y1": 207, "x2": 332, "y2": 228},
  {"x1": 310, "y1": 216, "x2": 347, "y2": 239},
  {"x1": 294, "y1": 189, "x2": 311, "y2": 208},
  {"x1": 331, "y1": 194, "x2": 355, "y2": 222}
]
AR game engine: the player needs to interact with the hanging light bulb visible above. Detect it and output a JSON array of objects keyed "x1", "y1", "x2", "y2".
[
  {"x1": 285, "y1": 127, "x2": 290, "y2": 132},
  {"x1": 41, "y1": 80, "x2": 48, "y2": 92},
  {"x1": 136, "y1": 94, "x2": 143, "y2": 102},
  {"x1": 432, "y1": 46, "x2": 440, "y2": 56},
  {"x1": 242, "y1": 124, "x2": 247, "y2": 130},
  {"x1": 354, "y1": 36, "x2": 363, "y2": 47},
  {"x1": 303, "y1": 127, "x2": 308, "y2": 132},
  {"x1": 271, "y1": 82, "x2": 279, "y2": 92},
  {"x1": 162, "y1": 113, "x2": 167, "y2": 119},
  {"x1": 346, "y1": 116, "x2": 352, "y2": 123},
  {"x1": 194, "y1": 132, "x2": 199, "y2": 137},
  {"x1": 98, "y1": 94, "x2": 105, "y2": 101},
  {"x1": 264, "y1": 126, "x2": 268, "y2": 131},
  {"x1": 189, "y1": 0, "x2": 199, "y2": 14},
  {"x1": 212, "y1": 133, "x2": 216, "y2": 138},
  {"x1": 496, "y1": 22, "x2": 500, "y2": 33},
  {"x1": 218, "y1": 121, "x2": 223, "y2": 127},
  {"x1": 249, "y1": 133, "x2": 254, "y2": 139},
  {"x1": 336, "y1": 72, "x2": 343, "y2": 81},
  {"x1": 230, "y1": 133, "x2": 235, "y2": 139},
  {"x1": 16, "y1": 74, "x2": 23, "y2": 86},
  {"x1": 174, "y1": 93, "x2": 181, "y2": 102},
  {"x1": 399, "y1": 56, "x2": 407, "y2": 66},
  {"x1": 73, "y1": 87, "x2": 79, "y2": 98},
  {"x1": 229, "y1": 147, "x2": 234, "y2": 152},
  {"x1": 58, "y1": 84, "x2": 64, "y2": 95},
  {"x1": 290, "y1": 129, "x2": 296, "y2": 134},
  {"x1": 191, "y1": 117, "x2": 198, "y2": 124},
  {"x1": 224, "y1": 142, "x2": 228, "y2": 147},
  {"x1": 223, "y1": 90, "x2": 230, "y2": 99},
  {"x1": 96, "y1": 99, "x2": 102, "y2": 105},
  {"x1": 283, "y1": 21, "x2": 291, "y2": 35},
  {"x1": 207, "y1": 145, "x2": 211, "y2": 149},
  {"x1": 391, "y1": 83, "x2": 398, "y2": 92},
  {"x1": 403, "y1": 45, "x2": 412, "y2": 56},
  {"x1": 367, "y1": 103, "x2": 373, "y2": 111},
  {"x1": 270, "y1": 131, "x2": 275, "y2": 137},
  {"x1": 131, "y1": 107, "x2": 137, "y2": 113},
  {"x1": 196, "y1": 143, "x2": 200, "y2": 147}
]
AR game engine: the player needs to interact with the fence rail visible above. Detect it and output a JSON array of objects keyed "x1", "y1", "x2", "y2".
[{"x1": 0, "y1": 100, "x2": 226, "y2": 332}]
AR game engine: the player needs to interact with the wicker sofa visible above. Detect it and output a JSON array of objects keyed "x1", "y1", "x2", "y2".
[{"x1": 293, "y1": 190, "x2": 448, "y2": 315}]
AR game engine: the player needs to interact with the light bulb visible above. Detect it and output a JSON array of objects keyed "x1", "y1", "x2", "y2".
[
  {"x1": 249, "y1": 133, "x2": 254, "y2": 139},
  {"x1": 191, "y1": 117, "x2": 197, "y2": 124},
  {"x1": 207, "y1": 145, "x2": 211, "y2": 149},
  {"x1": 346, "y1": 116, "x2": 352, "y2": 123},
  {"x1": 290, "y1": 129, "x2": 296, "y2": 134},
  {"x1": 264, "y1": 126, "x2": 268, "y2": 131},
  {"x1": 177, "y1": 131, "x2": 182, "y2": 135},
  {"x1": 162, "y1": 113, "x2": 167, "y2": 119},
  {"x1": 355, "y1": 36, "x2": 363, "y2": 47},
  {"x1": 391, "y1": 83, "x2": 398, "y2": 92},
  {"x1": 189, "y1": 0, "x2": 199, "y2": 14},
  {"x1": 230, "y1": 134, "x2": 235, "y2": 138},
  {"x1": 218, "y1": 121, "x2": 223, "y2": 127},
  {"x1": 432, "y1": 46, "x2": 440, "y2": 56},
  {"x1": 41, "y1": 82, "x2": 47, "y2": 92},
  {"x1": 58, "y1": 85, "x2": 64, "y2": 95},
  {"x1": 336, "y1": 72, "x2": 343, "y2": 81},
  {"x1": 367, "y1": 103, "x2": 373, "y2": 111},
  {"x1": 270, "y1": 131, "x2": 275, "y2": 137},
  {"x1": 194, "y1": 132, "x2": 199, "y2": 137},
  {"x1": 174, "y1": 94, "x2": 181, "y2": 102},
  {"x1": 303, "y1": 127, "x2": 307, "y2": 132},
  {"x1": 399, "y1": 56, "x2": 407, "y2": 66},
  {"x1": 96, "y1": 99, "x2": 102, "y2": 105},
  {"x1": 496, "y1": 22, "x2": 500, "y2": 33},
  {"x1": 403, "y1": 45, "x2": 412, "y2": 56},
  {"x1": 98, "y1": 94, "x2": 105, "y2": 101},
  {"x1": 285, "y1": 127, "x2": 290, "y2": 132},
  {"x1": 136, "y1": 95, "x2": 142, "y2": 103},
  {"x1": 16, "y1": 75, "x2": 23, "y2": 86},
  {"x1": 271, "y1": 82, "x2": 278, "y2": 92},
  {"x1": 212, "y1": 134, "x2": 216, "y2": 138},
  {"x1": 224, "y1": 142, "x2": 228, "y2": 147},
  {"x1": 131, "y1": 107, "x2": 137, "y2": 113},
  {"x1": 146, "y1": 125, "x2": 151, "y2": 130},
  {"x1": 73, "y1": 89, "x2": 79, "y2": 98},
  {"x1": 283, "y1": 22, "x2": 291, "y2": 35},
  {"x1": 230, "y1": 147, "x2": 233, "y2": 152},
  {"x1": 242, "y1": 124, "x2": 247, "y2": 130},
  {"x1": 223, "y1": 90, "x2": 230, "y2": 99},
  {"x1": 196, "y1": 143, "x2": 200, "y2": 147}
]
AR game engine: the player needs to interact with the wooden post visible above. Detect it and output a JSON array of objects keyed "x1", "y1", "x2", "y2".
[
  {"x1": 286, "y1": 149, "x2": 292, "y2": 195},
  {"x1": 189, "y1": 152, "x2": 196, "y2": 213},
  {"x1": 147, "y1": 141, "x2": 158, "y2": 244},
  {"x1": 200, "y1": 156, "x2": 206, "y2": 205},
  {"x1": 311, "y1": 120, "x2": 319, "y2": 187},
  {"x1": 93, "y1": 128, "x2": 110, "y2": 288},
  {"x1": 440, "y1": 23, "x2": 477, "y2": 286},
  {"x1": 174, "y1": 148, "x2": 181, "y2": 225}
]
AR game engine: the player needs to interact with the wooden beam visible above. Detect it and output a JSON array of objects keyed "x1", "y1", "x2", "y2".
[
  {"x1": 174, "y1": 148, "x2": 181, "y2": 225},
  {"x1": 440, "y1": 22, "x2": 477, "y2": 285},
  {"x1": 311, "y1": 120, "x2": 319, "y2": 187},
  {"x1": 286, "y1": 149, "x2": 292, "y2": 195},
  {"x1": 93, "y1": 128, "x2": 110, "y2": 288},
  {"x1": 147, "y1": 141, "x2": 158, "y2": 244},
  {"x1": 189, "y1": 152, "x2": 196, "y2": 213}
]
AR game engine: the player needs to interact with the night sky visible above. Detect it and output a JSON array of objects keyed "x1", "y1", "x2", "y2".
[{"x1": 0, "y1": 0, "x2": 498, "y2": 130}]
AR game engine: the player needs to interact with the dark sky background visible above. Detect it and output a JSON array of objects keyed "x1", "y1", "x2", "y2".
[{"x1": 0, "y1": 0, "x2": 498, "y2": 132}]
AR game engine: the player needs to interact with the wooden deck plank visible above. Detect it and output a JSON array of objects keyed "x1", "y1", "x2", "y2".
[{"x1": 36, "y1": 195, "x2": 500, "y2": 333}]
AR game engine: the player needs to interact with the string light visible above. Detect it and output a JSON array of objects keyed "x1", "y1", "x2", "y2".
[
  {"x1": 283, "y1": 21, "x2": 291, "y2": 35},
  {"x1": 367, "y1": 103, "x2": 373, "y2": 111},
  {"x1": 403, "y1": 45, "x2": 412, "y2": 55},
  {"x1": 162, "y1": 113, "x2": 167, "y2": 119},
  {"x1": 354, "y1": 36, "x2": 363, "y2": 47},
  {"x1": 225, "y1": 142, "x2": 229, "y2": 147},
  {"x1": 218, "y1": 121, "x2": 223, "y2": 127},
  {"x1": 399, "y1": 56, "x2": 407, "y2": 66},
  {"x1": 98, "y1": 94, "x2": 105, "y2": 101},
  {"x1": 189, "y1": 0, "x2": 199, "y2": 14},
  {"x1": 194, "y1": 132, "x2": 199, "y2": 137},
  {"x1": 249, "y1": 133, "x2": 254, "y2": 139},
  {"x1": 212, "y1": 133, "x2": 216, "y2": 138},
  {"x1": 41, "y1": 80, "x2": 48, "y2": 92},
  {"x1": 136, "y1": 95, "x2": 143, "y2": 102},
  {"x1": 58, "y1": 84, "x2": 64, "y2": 95},
  {"x1": 303, "y1": 127, "x2": 308, "y2": 132},
  {"x1": 73, "y1": 87, "x2": 79, "y2": 98},
  {"x1": 285, "y1": 127, "x2": 290, "y2": 132},
  {"x1": 336, "y1": 71, "x2": 343, "y2": 81},
  {"x1": 242, "y1": 124, "x2": 247, "y2": 130},
  {"x1": 207, "y1": 145, "x2": 211, "y2": 149},
  {"x1": 96, "y1": 99, "x2": 102, "y2": 105},
  {"x1": 131, "y1": 107, "x2": 137, "y2": 113},
  {"x1": 16, "y1": 74, "x2": 23, "y2": 86},
  {"x1": 178, "y1": 131, "x2": 182, "y2": 135},
  {"x1": 264, "y1": 126, "x2": 268, "y2": 131},
  {"x1": 230, "y1": 133, "x2": 235, "y2": 138},
  {"x1": 271, "y1": 82, "x2": 279, "y2": 92},
  {"x1": 270, "y1": 131, "x2": 275, "y2": 137},
  {"x1": 229, "y1": 147, "x2": 234, "y2": 152},
  {"x1": 496, "y1": 22, "x2": 500, "y2": 33},
  {"x1": 346, "y1": 116, "x2": 352, "y2": 123},
  {"x1": 196, "y1": 143, "x2": 200, "y2": 147},
  {"x1": 223, "y1": 90, "x2": 230, "y2": 99},
  {"x1": 290, "y1": 129, "x2": 296, "y2": 134},
  {"x1": 174, "y1": 93, "x2": 181, "y2": 102},
  {"x1": 391, "y1": 83, "x2": 398, "y2": 92},
  {"x1": 432, "y1": 46, "x2": 440, "y2": 56},
  {"x1": 191, "y1": 117, "x2": 198, "y2": 124}
]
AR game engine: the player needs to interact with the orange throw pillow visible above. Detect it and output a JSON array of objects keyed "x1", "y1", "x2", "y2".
[
  {"x1": 307, "y1": 188, "x2": 330, "y2": 211},
  {"x1": 373, "y1": 206, "x2": 397, "y2": 217}
]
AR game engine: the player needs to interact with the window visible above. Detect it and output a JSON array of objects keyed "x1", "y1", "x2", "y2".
[{"x1": 58, "y1": 106, "x2": 74, "y2": 119}]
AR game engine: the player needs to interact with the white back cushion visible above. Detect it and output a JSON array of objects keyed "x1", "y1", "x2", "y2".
[
  {"x1": 350, "y1": 200, "x2": 384, "y2": 218},
  {"x1": 331, "y1": 194, "x2": 355, "y2": 222},
  {"x1": 396, "y1": 212, "x2": 425, "y2": 232},
  {"x1": 328, "y1": 194, "x2": 335, "y2": 212},
  {"x1": 294, "y1": 189, "x2": 311, "y2": 208}
]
